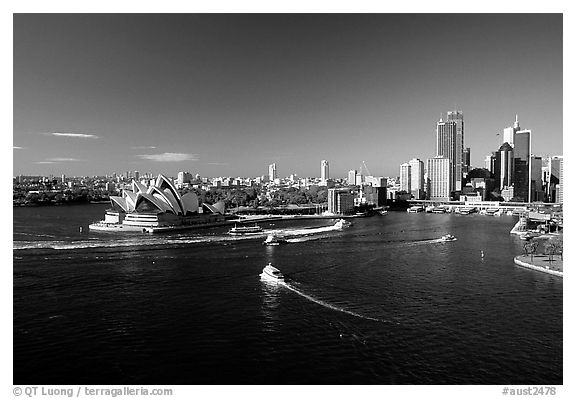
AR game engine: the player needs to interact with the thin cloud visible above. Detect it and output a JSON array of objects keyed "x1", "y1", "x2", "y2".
[
  {"x1": 13, "y1": 146, "x2": 23, "y2": 149},
  {"x1": 207, "y1": 162, "x2": 229, "y2": 166},
  {"x1": 35, "y1": 161, "x2": 55, "y2": 164},
  {"x1": 131, "y1": 146, "x2": 157, "y2": 150},
  {"x1": 49, "y1": 132, "x2": 99, "y2": 139},
  {"x1": 138, "y1": 153, "x2": 199, "y2": 162},
  {"x1": 47, "y1": 157, "x2": 82, "y2": 162}
]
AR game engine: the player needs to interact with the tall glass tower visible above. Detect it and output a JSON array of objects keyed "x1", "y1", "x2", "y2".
[{"x1": 436, "y1": 111, "x2": 463, "y2": 193}]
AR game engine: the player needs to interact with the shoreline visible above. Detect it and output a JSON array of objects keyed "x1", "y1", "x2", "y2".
[{"x1": 514, "y1": 255, "x2": 563, "y2": 278}]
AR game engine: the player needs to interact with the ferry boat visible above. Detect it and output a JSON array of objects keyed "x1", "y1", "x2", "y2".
[
  {"x1": 228, "y1": 224, "x2": 264, "y2": 235},
  {"x1": 440, "y1": 234, "x2": 457, "y2": 242},
  {"x1": 334, "y1": 219, "x2": 352, "y2": 230},
  {"x1": 458, "y1": 207, "x2": 476, "y2": 215},
  {"x1": 263, "y1": 234, "x2": 288, "y2": 246},
  {"x1": 407, "y1": 206, "x2": 424, "y2": 213},
  {"x1": 260, "y1": 263, "x2": 284, "y2": 282},
  {"x1": 432, "y1": 206, "x2": 447, "y2": 214}
]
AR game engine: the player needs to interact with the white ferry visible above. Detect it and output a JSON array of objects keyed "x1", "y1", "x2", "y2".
[
  {"x1": 228, "y1": 224, "x2": 264, "y2": 235},
  {"x1": 263, "y1": 234, "x2": 288, "y2": 246},
  {"x1": 440, "y1": 234, "x2": 457, "y2": 242},
  {"x1": 260, "y1": 263, "x2": 285, "y2": 282},
  {"x1": 407, "y1": 206, "x2": 424, "y2": 213}
]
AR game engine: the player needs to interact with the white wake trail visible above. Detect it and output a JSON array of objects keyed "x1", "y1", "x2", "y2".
[{"x1": 279, "y1": 281, "x2": 385, "y2": 323}]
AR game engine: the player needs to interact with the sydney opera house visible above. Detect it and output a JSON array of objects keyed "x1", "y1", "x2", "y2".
[{"x1": 90, "y1": 174, "x2": 226, "y2": 231}]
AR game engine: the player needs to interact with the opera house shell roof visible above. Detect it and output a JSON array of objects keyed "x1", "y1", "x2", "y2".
[{"x1": 109, "y1": 174, "x2": 223, "y2": 216}]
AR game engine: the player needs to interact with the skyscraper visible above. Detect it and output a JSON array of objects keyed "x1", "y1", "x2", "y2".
[
  {"x1": 503, "y1": 115, "x2": 521, "y2": 147},
  {"x1": 446, "y1": 111, "x2": 464, "y2": 191},
  {"x1": 321, "y1": 160, "x2": 329, "y2": 181},
  {"x1": 427, "y1": 156, "x2": 451, "y2": 201},
  {"x1": 268, "y1": 163, "x2": 277, "y2": 182},
  {"x1": 513, "y1": 129, "x2": 531, "y2": 201},
  {"x1": 408, "y1": 158, "x2": 424, "y2": 199},
  {"x1": 494, "y1": 143, "x2": 514, "y2": 190},
  {"x1": 399, "y1": 163, "x2": 411, "y2": 193},
  {"x1": 463, "y1": 148, "x2": 471, "y2": 174},
  {"x1": 436, "y1": 111, "x2": 464, "y2": 192},
  {"x1": 530, "y1": 155, "x2": 544, "y2": 202}
]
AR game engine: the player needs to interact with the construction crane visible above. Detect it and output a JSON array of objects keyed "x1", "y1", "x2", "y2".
[{"x1": 360, "y1": 161, "x2": 371, "y2": 177}]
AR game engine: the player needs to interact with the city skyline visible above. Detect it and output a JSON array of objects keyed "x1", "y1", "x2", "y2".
[{"x1": 13, "y1": 14, "x2": 562, "y2": 178}]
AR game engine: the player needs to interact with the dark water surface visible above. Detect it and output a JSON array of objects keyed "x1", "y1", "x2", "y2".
[{"x1": 13, "y1": 205, "x2": 562, "y2": 384}]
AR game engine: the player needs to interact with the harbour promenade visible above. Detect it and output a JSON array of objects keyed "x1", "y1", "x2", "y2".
[{"x1": 514, "y1": 254, "x2": 563, "y2": 277}]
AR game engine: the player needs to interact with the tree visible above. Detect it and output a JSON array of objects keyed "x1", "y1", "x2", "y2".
[{"x1": 523, "y1": 241, "x2": 538, "y2": 262}]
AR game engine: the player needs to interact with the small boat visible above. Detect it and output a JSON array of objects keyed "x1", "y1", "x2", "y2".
[
  {"x1": 440, "y1": 234, "x2": 457, "y2": 242},
  {"x1": 228, "y1": 223, "x2": 263, "y2": 235},
  {"x1": 261, "y1": 263, "x2": 284, "y2": 282},
  {"x1": 263, "y1": 234, "x2": 288, "y2": 246}
]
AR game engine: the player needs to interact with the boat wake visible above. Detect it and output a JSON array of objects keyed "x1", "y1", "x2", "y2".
[
  {"x1": 13, "y1": 222, "x2": 348, "y2": 251},
  {"x1": 279, "y1": 281, "x2": 387, "y2": 323},
  {"x1": 399, "y1": 238, "x2": 444, "y2": 247}
]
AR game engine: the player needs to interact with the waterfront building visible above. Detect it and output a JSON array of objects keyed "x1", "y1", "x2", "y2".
[
  {"x1": 61, "y1": 174, "x2": 66, "y2": 184},
  {"x1": 547, "y1": 156, "x2": 563, "y2": 203},
  {"x1": 348, "y1": 170, "x2": 357, "y2": 185},
  {"x1": 399, "y1": 163, "x2": 411, "y2": 193},
  {"x1": 557, "y1": 156, "x2": 563, "y2": 204},
  {"x1": 408, "y1": 158, "x2": 424, "y2": 200},
  {"x1": 327, "y1": 188, "x2": 355, "y2": 215},
  {"x1": 363, "y1": 185, "x2": 387, "y2": 207},
  {"x1": 321, "y1": 160, "x2": 329, "y2": 182},
  {"x1": 427, "y1": 156, "x2": 452, "y2": 201},
  {"x1": 268, "y1": 163, "x2": 277, "y2": 183},
  {"x1": 95, "y1": 174, "x2": 226, "y2": 230}
]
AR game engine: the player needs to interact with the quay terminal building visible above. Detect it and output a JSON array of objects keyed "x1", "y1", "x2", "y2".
[{"x1": 90, "y1": 174, "x2": 226, "y2": 232}]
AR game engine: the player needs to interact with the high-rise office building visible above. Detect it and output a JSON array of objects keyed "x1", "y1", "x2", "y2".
[
  {"x1": 463, "y1": 148, "x2": 471, "y2": 174},
  {"x1": 513, "y1": 129, "x2": 531, "y2": 202},
  {"x1": 268, "y1": 163, "x2": 277, "y2": 182},
  {"x1": 436, "y1": 111, "x2": 464, "y2": 192},
  {"x1": 427, "y1": 156, "x2": 452, "y2": 201},
  {"x1": 347, "y1": 170, "x2": 357, "y2": 185},
  {"x1": 321, "y1": 160, "x2": 329, "y2": 181},
  {"x1": 408, "y1": 158, "x2": 424, "y2": 199},
  {"x1": 399, "y1": 163, "x2": 411, "y2": 193},
  {"x1": 446, "y1": 111, "x2": 464, "y2": 191},
  {"x1": 530, "y1": 155, "x2": 545, "y2": 202},
  {"x1": 494, "y1": 143, "x2": 514, "y2": 190}
]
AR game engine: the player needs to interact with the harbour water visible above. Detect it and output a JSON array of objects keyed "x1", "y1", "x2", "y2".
[{"x1": 13, "y1": 205, "x2": 562, "y2": 384}]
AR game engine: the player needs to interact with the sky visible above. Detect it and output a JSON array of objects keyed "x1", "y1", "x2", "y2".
[{"x1": 12, "y1": 13, "x2": 563, "y2": 179}]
